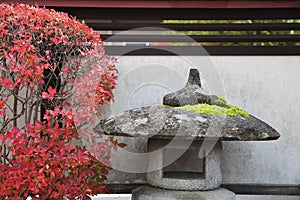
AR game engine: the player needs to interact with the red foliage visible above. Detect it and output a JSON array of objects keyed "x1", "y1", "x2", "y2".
[
  {"x1": 0, "y1": 119, "x2": 110, "y2": 199},
  {"x1": 0, "y1": 99, "x2": 6, "y2": 115},
  {"x1": 0, "y1": 3, "x2": 122, "y2": 199},
  {"x1": 42, "y1": 86, "x2": 57, "y2": 101}
]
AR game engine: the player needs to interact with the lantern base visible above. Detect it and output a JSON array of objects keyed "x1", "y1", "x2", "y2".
[{"x1": 132, "y1": 185, "x2": 236, "y2": 200}]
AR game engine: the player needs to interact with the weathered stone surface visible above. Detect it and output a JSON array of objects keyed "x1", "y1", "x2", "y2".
[
  {"x1": 132, "y1": 185, "x2": 236, "y2": 200},
  {"x1": 163, "y1": 69, "x2": 217, "y2": 106},
  {"x1": 146, "y1": 140, "x2": 222, "y2": 191},
  {"x1": 94, "y1": 106, "x2": 280, "y2": 141}
]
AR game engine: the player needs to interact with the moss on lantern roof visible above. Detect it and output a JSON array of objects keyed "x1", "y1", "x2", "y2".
[
  {"x1": 159, "y1": 96, "x2": 250, "y2": 118},
  {"x1": 177, "y1": 103, "x2": 250, "y2": 118},
  {"x1": 180, "y1": 95, "x2": 249, "y2": 118},
  {"x1": 211, "y1": 96, "x2": 227, "y2": 107}
]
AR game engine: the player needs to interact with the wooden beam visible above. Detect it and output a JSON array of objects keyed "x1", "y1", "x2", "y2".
[
  {"x1": 104, "y1": 46, "x2": 300, "y2": 55},
  {"x1": 88, "y1": 23, "x2": 300, "y2": 31},
  {"x1": 3, "y1": 0, "x2": 300, "y2": 9},
  {"x1": 51, "y1": 8, "x2": 300, "y2": 20},
  {"x1": 101, "y1": 34, "x2": 300, "y2": 42}
]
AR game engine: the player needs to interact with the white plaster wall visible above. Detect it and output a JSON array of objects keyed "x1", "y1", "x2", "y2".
[
  {"x1": 105, "y1": 56, "x2": 300, "y2": 186},
  {"x1": 212, "y1": 56, "x2": 300, "y2": 185}
]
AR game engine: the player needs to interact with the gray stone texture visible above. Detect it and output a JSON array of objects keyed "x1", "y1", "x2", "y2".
[
  {"x1": 102, "y1": 56, "x2": 299, "y2": 190},
  {"x1": 94, "y1": 106, "x2": 280, "y2": 141},
  {"x1": 146, "y1": 140, "x2": 222, "y2": 191},
  {"x1": 132, "y1": 186, "x2": 236, "y2": 200},
  {"x1": 163, "y1": 69, "x2": 217, "y2": 107}
]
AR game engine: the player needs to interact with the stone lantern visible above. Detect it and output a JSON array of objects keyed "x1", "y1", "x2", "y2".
[{"x1": 94, "y1": 69, "x2": 280, "y2": 200}]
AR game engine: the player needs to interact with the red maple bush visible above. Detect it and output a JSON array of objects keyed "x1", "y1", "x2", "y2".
[{"x1": 0, "y1": 3, "x2": 121, "y2": 199}]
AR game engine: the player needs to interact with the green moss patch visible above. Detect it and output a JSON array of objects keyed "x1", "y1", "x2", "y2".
[
  {"x1": 177, "y1": 103, "x2": 250, "y2": 118},
  {"x1": 159, "y1": 96, "x2": 250, "y2": 118},
  {"x1": 211, "y1": 96, "x2": 227, "y2": 107}
]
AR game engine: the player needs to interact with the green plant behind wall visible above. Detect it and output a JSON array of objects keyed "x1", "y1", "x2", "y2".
[{"x1": 163, "y1": 19, "x2": 300, "y2": 46}]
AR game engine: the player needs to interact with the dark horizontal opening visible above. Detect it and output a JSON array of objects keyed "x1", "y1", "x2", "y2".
[
  {"x1": 222, "y1": 184, "x2": 300, "y2": 195},
  {"x1": 88, "y1": 22, "x2": 300, "y2": 31},
  {"x1": 105, "y1": 46, "x2": 300, "y2": 56},
  {"x1": 102, "y1": 34, "x2": 300, "y2": 43},
  {"x1": 163, "y1": 171, "x2": 204, "y2": 179}
]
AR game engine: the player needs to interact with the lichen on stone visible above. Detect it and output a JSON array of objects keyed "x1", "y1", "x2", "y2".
[{"x1": 157, "y1": 104, "x2": 173, "y2": 109}]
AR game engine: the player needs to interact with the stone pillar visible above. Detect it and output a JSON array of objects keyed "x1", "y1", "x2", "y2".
[
  {"x1": 146, "y1": 139, "x2": 222, "y2": 191},
  {"x1": 132, "y1": 139, "x2": 236, "y2": 200}
]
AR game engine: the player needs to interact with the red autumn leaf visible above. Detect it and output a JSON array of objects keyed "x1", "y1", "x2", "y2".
[
  {"x1": 50, "y1": 37, "x2": 59, "y2": 44},
  {"x1": 48, "y1": 86, "x2": 57, "y2": 98},
  {"x1": 42, "y1": 86, "x2": 57, "y2": 101},
  {"x1": 0, "y1": 99, "x2": 6, "y2": 115},
  {"x1": 0, "y1": 78, "x2": 13, "y2": 89}
]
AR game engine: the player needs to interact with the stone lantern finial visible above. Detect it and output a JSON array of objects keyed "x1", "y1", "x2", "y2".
[
  {"x1": 163, "y1": 68, "x2": 217, "y2": 107},
  {"x1": 186, "y1": 68, "x2": 201, "y2": 87}
]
